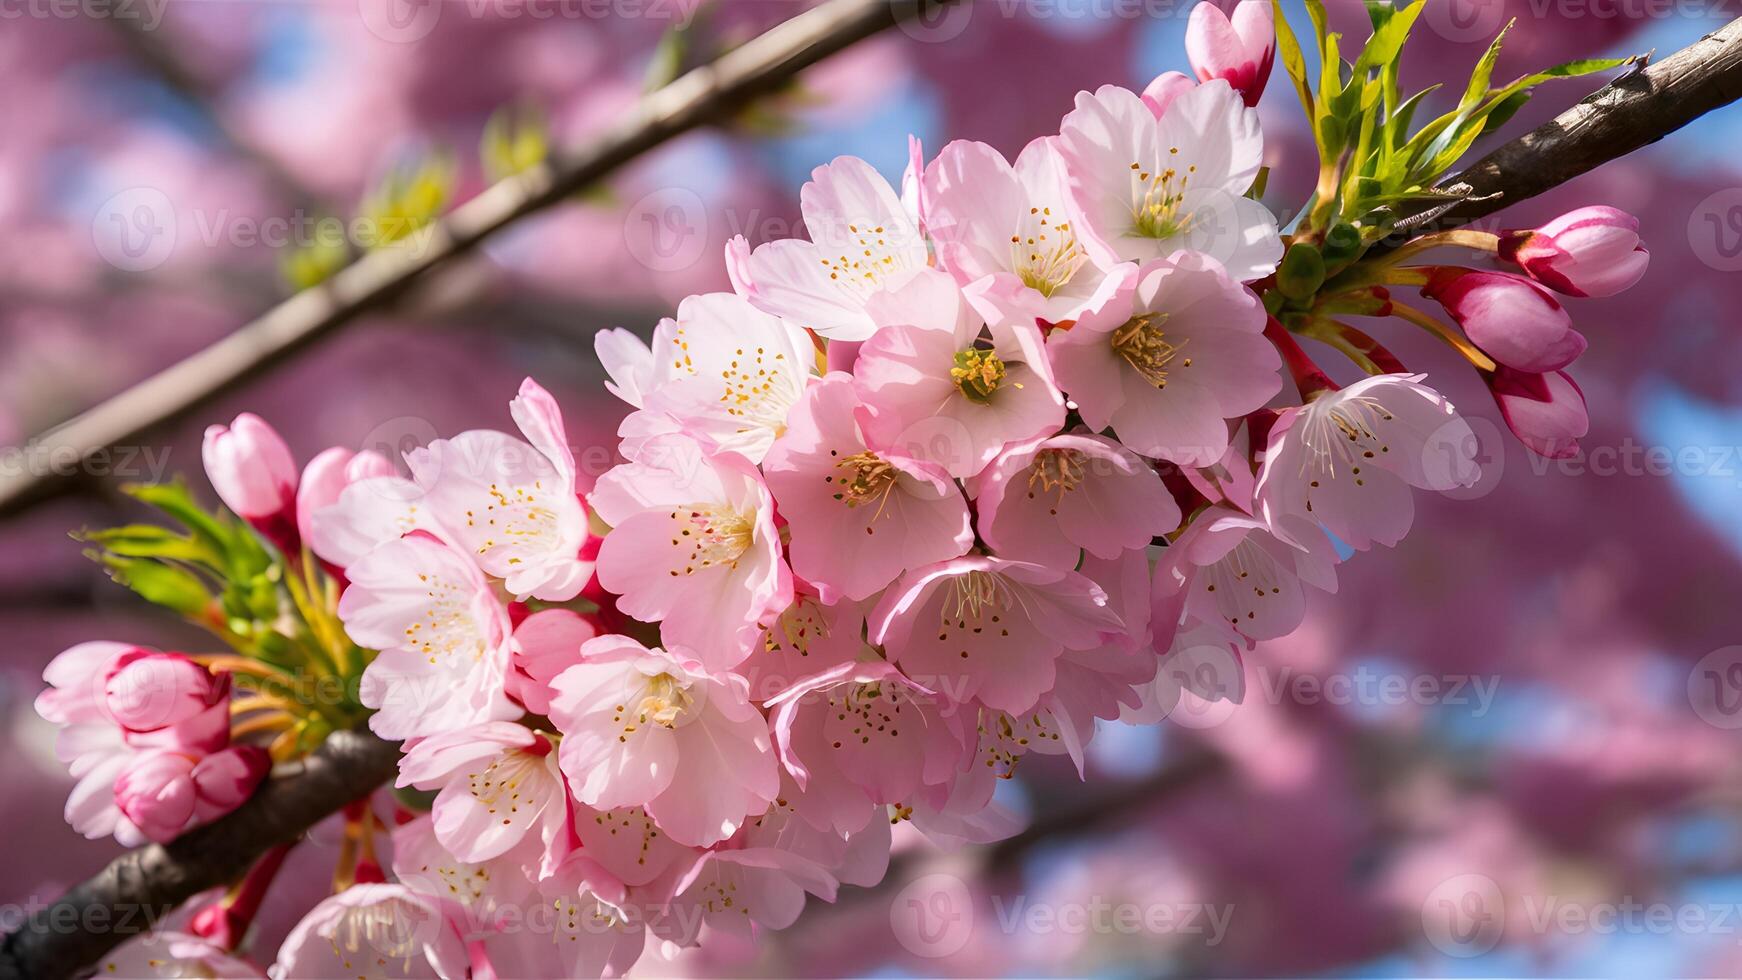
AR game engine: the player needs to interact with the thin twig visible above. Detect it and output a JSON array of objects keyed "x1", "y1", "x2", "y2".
[
  {"x1": 1382, "y1": 16, "x2": 1742, "y2": 242},
  {"x1": 0, "y1": 0, "x2": 956, "y2": 519}
]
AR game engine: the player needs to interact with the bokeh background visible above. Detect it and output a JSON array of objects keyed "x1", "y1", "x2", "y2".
[{"x1": 4, "y1": 0, "x2": 1742, "y2": 976}]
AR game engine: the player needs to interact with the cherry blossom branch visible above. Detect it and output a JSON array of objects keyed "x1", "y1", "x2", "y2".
[
  {"x1": 0, "y1": 0, "x2": 956, "y2": 519},
  {"x1": 1387, "y1": 17, "x2": 1742, "y2": 237},
  {"x1": 0, "y1": 729, "x2": 400, "y2": 980}
]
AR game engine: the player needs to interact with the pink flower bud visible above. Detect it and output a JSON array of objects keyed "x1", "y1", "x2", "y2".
[
  {"x1": 295, "y1": 447, "x2": 395, "y2": 548},
  {"x1": 192, "y1": 745, "x2": 271, "y2": 822},
  {"x1": 204, "y1": 413, "x2": 299, "y2": 553},
  {"x1": 1487, "y1": 367, "x2": 1589, "y2": 459},
  {"x1": 115, "y1": 751, "x2": 199, "y2": 843},
  {"x1": 1140, "y1": 71, "x2": 1196, "y2": 118},
  {"x1": 1185, "y1": 0, "x2": 1274, "y2": 108},
  {"x1": 1498, "y1": 206, "x2": 1649, "y2": 298},
  {"x1": 103, "y1": 652, "x2": 221, "y2": 736},
  {"x1": 1423, "y1": 268, "x2": 1587, "y2": 373}
]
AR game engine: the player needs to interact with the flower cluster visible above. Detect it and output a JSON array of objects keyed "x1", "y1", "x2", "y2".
[{"x1": 31, "y1": 3, "x2": 1651, "y2": 975}]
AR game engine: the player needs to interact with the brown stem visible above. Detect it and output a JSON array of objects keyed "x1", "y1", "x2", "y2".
[{"x1": 0, "y1": 729, "x2": 399, "y2": 980}]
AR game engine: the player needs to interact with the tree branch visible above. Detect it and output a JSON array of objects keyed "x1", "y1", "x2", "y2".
[
  {"x1": 0, "y1": 0, "x2": 955, "y2": 519},
  {"x1": 1391, "y1": 17, "x2": 1742, "y2": 235},
  {"x1": 0, "y1": 729, "x2": 400, "y2": 980}
]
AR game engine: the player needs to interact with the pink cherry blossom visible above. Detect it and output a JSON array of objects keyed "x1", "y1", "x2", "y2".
[
  {"x1": 738, "y1": 589, "x2": 867, "y2": 702},
  {"x1": 337, "y1": 534, "x2": 519, "y2": 740},
  {"x1": 202, "y1": 412, "x2": 298, "y2": 551},
  {"x1": 548, "y1": 635, "x2": 778, "y2": 848},
  {"x1": 869, "y1": 555, "x2": 1124, "y2": 713},
  {"x1": 306, "y1": 470, "x2": 430, "y2": 572},
  {"x1": 113, "y1": 744, "x2": 268, "y2": 844},
  {"x1": 1255, "y1": 374, "x2": 1482, "y2": 550},
  {"x1": 469, "y1": 850, "x2": 648, "y2": 980},
  {"x1": 736, "y1": 783, "x2": 893, "y2": 889},
  {"x1": 570, "y1": 804, "x2": 695, "y2": 894},
  {"x1": 390, "y1": 813, "x2": 539, "y2": 933},
  {"x1": 973, "y1": 432, "x2": 1180, "y2": 569},
  {"x1": 1046, "y1": 252, "x2": 1280, "y2": 464},
  {"x1": 1121, "y1": 616, "x2": 1246, "y2": 724},
  {"x1": 506, "y1": 607, "x2": 598, "y2": 715},
  {"x1": 1153, "y1": 505, "x2": 1339, "y2": 642},
  {"x1": 102, "y1": 650, "x2": 229, "y2": 752},
  {"x1": 296, "y1": 447, "x2": 396, "y2": 553},
  {"x1": 1056, "y1": 80, "x2": 1280, "y2": 280},
  {"x1": 730, "y1": 155, "x2": 928, "y2": 341},
  {"x1": 588, "y1": 433, "x2": 790, "y2": 672},
  {"x1": 411, "y1": 378, "x2": 592, "y2": 602},
  {"x1": 396, "y1": 722, "x2": 567, "y2": 870},
  {"x1": 1421, "y1": 268, "x2": 1587, "y2": 373},
  {"x1": 91, "y1": 931, "x2": 264, "y2": 979},
  {"x1": 1487, "y1": 366, "x2": 1590, "y2": 459},
  {"x1": 765, "y1": 661, "x2": 967, "y2": 835},
  {"x1": 1140, "y1": 71, "x2": 1197, "y2": 118},
  {"x1": 271, "y1": 883, "x2": 469, "y2": 980},
  {"x1": 762, "y1": 374, "x2": 974, "y2": 602},
  {"x1": 1498, "y1": 205, "x2": 1649, "y2": 298},
  {"x1": 923, "y1": 137, "x2": 1106, "y2": 328},
  {"x1": 852, "y1": 268, "x2": 1064, "y2": 478},
  {"x1": 594, "y1": 326, "x2": 656, "y2": 408},
  {"x1": 1185, "y1": 0, "x2": 1275, "y2": 108},
  {"x1": 653, "y1": 847, "x2": 838, "y2": 944},
  {"x1": 599, "y1": 293, "x2": 816, "y2": 463}
]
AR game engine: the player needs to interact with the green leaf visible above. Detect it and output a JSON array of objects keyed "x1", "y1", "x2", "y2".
[
  {"x1": 1363, "y1": 0, "x2": 1394, "y2": 31},
  {"x1": 1459, "y1": 19, "x2": 1515, "y2": 112},
  {"x1": 643, "y1": 23, "x2": 689, "y2": 93},
  {"x1": 480, "y1": 104, "x2": 549, "y2": 184},
  {"x1": 80, "y1": 524, "x2": 215, "y2": 564},
  {"x1": 1484, "y1": 55, "x2": 1635, "y2": 107},
  {"x1": 1477, "y1": 91, "x2": 1531, "y2": 138},
  {"x1": 1353, "y1": 0, "x2": 1423, "y2": 77},
  {"x1": 358, "y1": 155, "x2": 455, "y2": 250},
  {"x1": 123, "y1": 481, "x2": 231, "y2": 558},
  {"x1": 95, "y1": 554, "x2": 212, "y2": 616}
]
